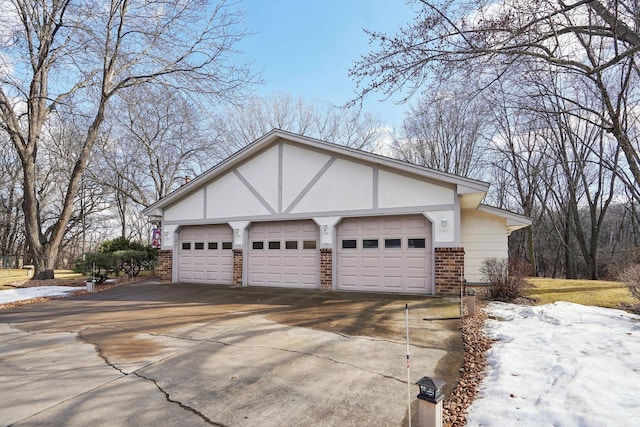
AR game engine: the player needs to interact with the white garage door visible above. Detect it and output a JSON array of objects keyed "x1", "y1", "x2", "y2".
[
  {"x1": 337, "y1": 215, "x2": 432, "y2": 294},
  {"x1": 178, "y1": 225, "x2": 233, "y2": 284},
  {"x1": 248, "y1": 220, "x2": 319, "y2": 288}
]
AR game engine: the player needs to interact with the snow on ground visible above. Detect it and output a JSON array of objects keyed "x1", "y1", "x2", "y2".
[
  {"x1": 0, "y1": 286, "x2": 84, "y2": 304},
  {"x1": 467, "y1": 301, "x2": 640, "y2": 427}
]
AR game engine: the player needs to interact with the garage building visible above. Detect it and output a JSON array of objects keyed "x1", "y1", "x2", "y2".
[{"x1": 144, "y1": 130, "x2": 530, "y2": 296}]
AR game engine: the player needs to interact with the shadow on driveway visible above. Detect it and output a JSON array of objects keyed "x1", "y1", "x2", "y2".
[{"x1": 0, "y1": 281, "x2": 463, "y2": 426}]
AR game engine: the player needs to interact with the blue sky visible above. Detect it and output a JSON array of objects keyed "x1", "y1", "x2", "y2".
[{"x1": 238, "y1": 0, "x2": 418, "y2": 129}]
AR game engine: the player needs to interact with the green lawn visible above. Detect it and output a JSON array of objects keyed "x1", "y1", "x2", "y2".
[{"x1": 524, "y1": 277, "x2": 637, "y2": 309}]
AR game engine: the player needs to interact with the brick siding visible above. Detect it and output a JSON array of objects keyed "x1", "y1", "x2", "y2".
[
  {"x1": 435, "y1": 247, "x2": 465, "y2": 296},
  {"x1": 320, "y1": 248, "x2": 332, "y2": 291},
  {"x1": 156, "y1": 250, "x2": 173, "y2": 282},
  {"x1": 233, "y1": 249, "x2": 243, "y2": 286}
]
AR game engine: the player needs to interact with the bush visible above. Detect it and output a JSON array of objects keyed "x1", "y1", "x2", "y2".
[
  {"x1": 607, "y1": 248, "x2": 640, "y2": 279},
  {"x1": 113, "y1": 248, "x2": 157, "y2": 278},
  {"x1": 73, "y1": 252, "x2": 116, "y2": 283},
  {"x1": 509, "y1": 258, "x2": 533, "y2": 277},
  {"x1": 481, "y1": 258, "x2": 531, "y2": 302},
  {"x1": 619, "y1": 264, "x2": 640, "y2": 302},
  {"x1": 98, "y1": 237, "x2": 145, "y2": 253},
  {"x1": 74, "y1": 238, "x2": 158, "y2": 282}
]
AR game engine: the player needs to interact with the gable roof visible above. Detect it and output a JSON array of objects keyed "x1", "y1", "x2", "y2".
[{"x1": 143, "y1": 129, "x2": 492, "y2": 217}]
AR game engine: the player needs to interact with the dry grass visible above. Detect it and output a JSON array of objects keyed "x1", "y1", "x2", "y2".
[
  {"x1": 53, "y1": 269, "x2": 85, "y2": 279},
  {"x1": 0, "y1": 269, "x2": 32, "y2": 288},
  {"x1": 0, "y1": 268, "x2": 153, "y2": 289},
  {"x1": 0, "y1": 269, "x2": 87, "y2": 288},
  {"x1": 524, "y1": 277, "x2": 637, "y2": 309}
]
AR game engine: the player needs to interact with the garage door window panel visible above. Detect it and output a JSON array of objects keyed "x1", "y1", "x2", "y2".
[
  {"x1": 303, "y1": 240, "x2": 316, "y2": 249},
  {"x1": 285, "y1": 240, "x2": 298, "y2": 250},
  {"x1": 269, "y1": 241, "x2": 281, "y2": 250},
  {"x1": 408, "y1": 238, "x2": 426, "y2": 248},
  {"x1": 194, "y1": 242, "x2": 204, "y2": 250},
  {"x1": 252, "y1": 241, "x2": 264, "y2": 250},
  {"x1": 182, "y1": 242, "x2": 191, "y2": 250},
  {"x1": 342, "y1": 239, "x2": 357, "y2": 249},
  {"x1": 222, "y1": 242, "x2": 232, "y2": 249},
  {"x1": 384, "y1": 238, "x2": 402, "y2": 249},
  {"x1": 208, "y1": 242, "x2": 218, "y2": 250},
  {"x1": 362, "y1": 239, "x2": 379, "y2": 249}
]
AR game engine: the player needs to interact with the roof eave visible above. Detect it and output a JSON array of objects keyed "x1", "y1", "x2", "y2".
[{"x1": 478, "y1": 204, "x2": 533, "y2": 231}]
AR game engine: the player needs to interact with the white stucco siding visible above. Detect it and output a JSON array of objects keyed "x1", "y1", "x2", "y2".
[
  {"x1": 378, "y1": 170, "x2": 454, "y2": 208},
  {"x1": 424, "y1": 210, "x2": 455, "y2": 244},
  {"x1": 237, "y1": 144, "x2": 279, "y2": 210},
  {"x1": 164, "y1": 189, "x2": 205, "y2": 221},
  {"x1": 291, "y1": 158, "x2": 373, "y2": 213},
  {"x1": 206, "y1": 172, "x2": 272, "y2": 218},
  {"x1": 161, "y1": 224, "x2": 179, "y2": 250},
  {"x1": 282, "y1": 143, "x2": 331, "y2": 211},
  {"x1": 461, "y1": 209, "x2": 509, "y2": 283}
]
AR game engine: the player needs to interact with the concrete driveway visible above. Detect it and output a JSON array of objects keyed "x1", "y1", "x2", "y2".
[{"x1": 0, "y1": 281, "x2": 462, "y2": 426}]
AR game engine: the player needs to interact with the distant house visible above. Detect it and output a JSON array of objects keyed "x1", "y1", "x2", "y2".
[{"x1": 143, "y1": 129, "x2": 530, "y2": 296}]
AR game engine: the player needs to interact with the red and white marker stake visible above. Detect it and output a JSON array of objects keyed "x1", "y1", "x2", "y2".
[{"x1": 406, "y1": 303, "x2": 412, "y2": 427}]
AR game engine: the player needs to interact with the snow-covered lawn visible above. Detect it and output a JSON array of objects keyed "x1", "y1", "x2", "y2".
[
  {"x1": 467, "y1": 302, "x2": 640, "y2": 427},
  {"x1": 0, "y1": 286, "x2": 84, "y2": 304}
]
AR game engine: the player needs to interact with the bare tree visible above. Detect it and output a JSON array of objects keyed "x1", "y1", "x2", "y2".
[
  {"x1": 545, "y1": 96, "x2": 620, "y2": 280},
  {"x1": 91, "y1": 86, "x2": 226, "y2": 238},
  {"x1": 218, "y1": 93, "x2": 384, "y2": 155},
  {"x1": 0, "y1": 139, "x2": 24, "y2": 268},
  {"x1": 101, "y1": 88, "x2": 222, "y2": 203},
  {"x1": 350, "y1": 0, "x2": 640, "y2": 198},
  {"x1": 392, "y1": 89, "x2": 488, "y2": 178},
  {"x1": 484, "y1": 92, "x2": 552, "y2": 275},
  {"x1": 0, "y1": 0, "x2": 257, "y2": 278}
]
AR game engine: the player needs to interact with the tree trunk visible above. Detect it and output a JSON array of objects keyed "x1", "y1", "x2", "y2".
[
  {"x1": 526, "y1": 226, "x2": 536, "y2": 276},
  {"x1": 564, "y1": 219, "x2": 577, "y2": 279},
  {"x1": 19, "y1": 134, "x2": 55, "y2": 279}
]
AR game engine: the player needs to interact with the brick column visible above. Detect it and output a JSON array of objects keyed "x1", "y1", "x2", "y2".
[
  {"x1": 156, "y1": 250, "x2": 173, "y2": 282},
  {"x1": 434, "y1": 247, "x2": 465, "y2": 296},
  {"x1": 232, "y1": 249, "x2": 243, "y2": 286},
  {"x1": 320, "y1": 248, "x2": 332, "y2": 291}
]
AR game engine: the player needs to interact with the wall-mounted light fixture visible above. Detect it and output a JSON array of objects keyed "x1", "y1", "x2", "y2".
[
  {"x1": 234, "y1": 228, "x2": 240, "y2": 237},
  {"x1": 322, "y1": 224, "x2": 328, "y2": 234},
  {"x1": 440, "y1": 218, "x2": 448, "y2": 231}
]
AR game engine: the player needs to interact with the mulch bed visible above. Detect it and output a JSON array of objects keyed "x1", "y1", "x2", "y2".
[{"x1": 442, "y1": 301, "x2": 493, "y2": 426}]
